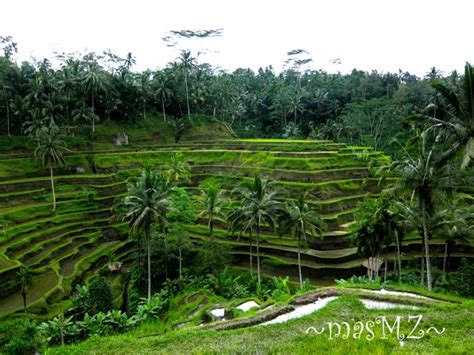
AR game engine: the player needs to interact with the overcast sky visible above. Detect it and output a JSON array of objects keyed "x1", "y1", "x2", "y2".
[{"x1": 1, "y1": 0, "x2": 472, "y2": 76}]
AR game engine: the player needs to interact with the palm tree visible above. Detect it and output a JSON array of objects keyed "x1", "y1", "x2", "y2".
[
  {"x1": 391, "y1": 134, "x2": 442, "y2": 291},
  {"x1": 17, "y1": 266, "x2": 32, "y2": 315},
  {"x1": 82, "y1": 61, "x2": 105, "y2": 131},
  {"x1": 416, "y1": 62, "x2": 473, "y2": 170},
  {"x1": 137, "y1": 70, "x2": 152, "y2": 120},
  {"x1": 154, "y1": 73, "x2": 173, "y2": 122},
  {"x1": 288, "y1": 90, "x2": 304, "y2": 125},
  {"x1": 123, "y1": 52, "x2": 136, "y2": 71},
  {"x1": 232, "y1": 175, "x2": 282, "y2": 286},
  {"x1": 2, "y1": 84, "x2": 12, "y2": 137},
  {"x1": 120, "y1": 167, "x2": 171, "y2": 300},
  {"x1": 195, "y1": 182, "x2": 228, "y2": 242},
  {"x1": 23, "y1": 108, "x2": 46, "y2": 141},
  {"x1": 10, "y1": 95, "x2": 26, "y2": 135},
  {"x1": 57, "y1": 67, "x2": 76, "y2": 122},
  {"x1": 179, "y1": 50, "x2": 195, "y2": 118},
  {"x1": 279, "y1": 192, "x2": 325, "y2": 289},
  {"x1": 228, "y1": 205, "x2": 255, "y2": 277},
  {"x1": 34, "y1": 125, "x2": 68, "y2": 212},
  {"x1": 168, "y1": 116, "x2": 190, "y2": 143},
  {"x1": 42, "y1": 95, "x2": 63, "y2": 127},
  {"x1": 72, "y1": 103, "x2": 100, "y2": 132},
  {"x1": 163, "y1": 153, "x2": 191, "y2": 187},
  {"x1": 430, "y1": 196, "x2": 473, "y2": 275}
]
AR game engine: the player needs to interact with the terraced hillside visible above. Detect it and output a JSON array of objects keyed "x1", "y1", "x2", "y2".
[{"x1": 1, "y1": 136, "x2": 472, "y2": 320}]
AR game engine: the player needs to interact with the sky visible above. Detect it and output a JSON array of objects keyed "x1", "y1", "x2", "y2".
[{"x1": 1, "y1": 0, "x2": 473, "y2": 76}]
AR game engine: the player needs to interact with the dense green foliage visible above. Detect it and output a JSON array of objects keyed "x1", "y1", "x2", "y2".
[
  {"x1": 86, "y1": 277, "x2": 113, "y2": 315},
  {"x1": 0, "y1": 38, "x2": 457, "y2": 156}
]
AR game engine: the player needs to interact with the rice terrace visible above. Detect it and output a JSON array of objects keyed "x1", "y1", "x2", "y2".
[{"x1": 0, "y1": 1, "x2": 473, "y2": 354}]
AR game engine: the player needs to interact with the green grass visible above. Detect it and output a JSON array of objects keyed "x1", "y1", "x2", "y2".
[{"x1": 46, "y1": 290, "x2": 474, "y2": 354}]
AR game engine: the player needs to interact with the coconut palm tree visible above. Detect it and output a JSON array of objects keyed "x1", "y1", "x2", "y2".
[
  {"x1": 228, "y1": 204, "x2": 255, "y2": 277},
  {"x1": 10, "y1": 95, "x2": 26, "y2": 135},
  {"x1": 17, "y1": 266, "x2": 32, "y2": 315},
  {"x1": 72, "y1": 103, "x2": 100, "y2": 132},
  {"x1": 137, "y1": 70, "x2": 152, "y2": 120},
  {"x1": 415, "y1": 62, "x2": 474, "y2": 170},
  {"x1": 57, "y1": 66, "x2": 77, "y2": 123},
  {"x1": 82, "y1": 61, "x2": 105, "y2": 131},
  {"x1": 391, "y1": 134, "x2": 443, "y2": 290},
  {"x1": 168, "y1": 116, "x2": 190, "y2": 143},
  {"x1": 154, "y1": 73, "x2": 173, "y2": 122},
  {"x1": 120, "y1": 167, "x2": 171, "y2": 300},
  {"x1": 232, "y1": 175, "x2": 282, "y2": 286},
  {"x1": 430, "y1": 195, "x2": 473, "y2": 275},
  {"x1": 23, "y1": 108, "x2": 46, "y2": 141},
  {"x1": 279, "y1": 192, "x2": 325, "y2": 289},
  {"x1": 179, "y1": 50, "x2": 195, "y2": 118},
  {"x1": 163, "y1": 153, "x2": 191, "y2": 187},
  {"x1": 34, "y1": 125, "x2": 68, "y2": 212},
  {"x1": 42, "y1": 95, "x2": 63, "y2": 127},
  {"x1": 351, "y1": 198, "x2": 390, "y2": 281},
  {"x1": 288, "y1": 90, "x2": 304, "y2": 125},
  {"x1": 195, "y1": 182, "x2": 228, "y2": 242}
]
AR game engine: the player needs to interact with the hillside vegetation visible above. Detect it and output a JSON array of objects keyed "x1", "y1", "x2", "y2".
[{"x1": 0, "y1": 116, "x2": 409, "y2": 321}]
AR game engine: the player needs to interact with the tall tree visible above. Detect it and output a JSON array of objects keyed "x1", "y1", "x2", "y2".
[
  {"x1": 137, "y1": 70, "x2": 152, "y2": 120},
  {"x1": 120, "y1": 167, "x2": 171, "y2": 300},
  {"x1": 416, "y1": 62, "x2": 474, "y2": 170},
  {"x1": 179, "y1": 50, "x2": 194, "y2": 118},
  {"x1": 154, "y1": 73, "x2": 173, "y2": 122},
  {"x1": 195, "y1": 182, "x2": 228, "y2": 242},
  {"x1": 17, "y1": 266, "x2": 32, "y2": 315},
  {"x1": 163, "y1": 152, "x2": 191, "y2": 187},
  {"x1": 279, "y1": 192, "x2": 325, "y2": 289},
  {"x1": 33, "y1": 125, "x2": 68, "y2": 212},
  {"x1": 72, "y1": 103, "x2": 99, "y2": 131},
  {"x1": 391, "y1": 134, "x2": 442, "y2": 290},
  {"x1": 82, "y1": 61, "x2": 105, "y2": 131},
  {"x1": 232, "y1": 175, "x2": 282, "y2": 286}
]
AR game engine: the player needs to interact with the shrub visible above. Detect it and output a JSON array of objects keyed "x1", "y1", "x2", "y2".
[
  {"x1": 1, "y1": 320, "x2": 43, "y2": 355},
  {"x1": 87, "y1": 277, "x2": 113, "y2": 314},
  {"x1": 435, "y1": 259, "x2": 474, "y2": 296},
  {"x1": 135, "y1": 290, "x2": 169, "y2": 322}
]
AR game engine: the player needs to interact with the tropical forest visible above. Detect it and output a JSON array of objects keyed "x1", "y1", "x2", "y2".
[{"x1": 0, "y1": 13, "x2": 473, "y2": 355}]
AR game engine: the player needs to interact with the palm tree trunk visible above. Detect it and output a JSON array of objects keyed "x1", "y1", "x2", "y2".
[
  {"x1": 143, "y1": 99, "x2": 146, "y2": 120},
  {"x1": 443, "y1": 241, "x2": 448, "y2": 275},
  {"x1": 179, "y1": 245, "x2": 182, "y2": 279},
  {"x1": 137, "y1": 234, "x2": 141, "y2": 289},
  {"x1": 256, "y1": 217, "x2": 261, "y2": 286},
  {"x1": 384, "y1": 255, "x2": 388, "y2": 283},
  {"x1": 162, "y1": 99, "x2": 166, "y2": 122},
  {"x1": 420, "y1": 198, "x2": 433, "y2": 291},
  {"x1": 420, "y1": 243, "x2": 425, "y2": 287},
  {"x1": 60, "y1": 313, "x2": 65, "y2": 346},
  {"x1": 297, "y1": 232, "x2": 303, "y2": 290},
  {"x1": 184, "y1": 72, "x2": 190, "y2": 118},
  {"x1": 249, "y1": 230, "x2": 253, "y2": 277},
  {"x1": 50, "y1": 164, "x2": 56, "y2": 212},
  {"x1": 209, "y1": 216, "x2": 214, "y2": 242},
  {"x1": 22, "y1": 292, "x2": 27, "y2": 315},
  {"x1": 146, "y1": 215, "x2": 151, "y2": 301},
  {"x1": 3, "y1": 87, "x2": 10, "y2": 138},
  {"x1": 394, "y1": 229, "x2": 402, "y2": 283},
  {"x1": 447, "y1": 242, "x2": 452, "y2": 274}
]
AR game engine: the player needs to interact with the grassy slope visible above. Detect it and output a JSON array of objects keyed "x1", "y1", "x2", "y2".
[
  {"x1": 1, "y1": 115, "x2": 472, "y2": 322},
  {"x1": 47, "y1": 288, "x2": 474, "y2": 354}
]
